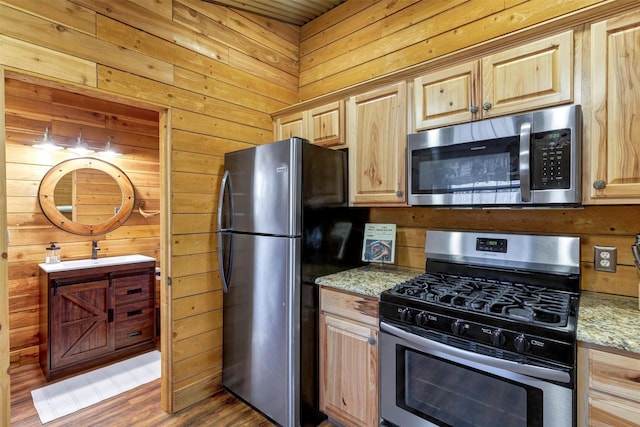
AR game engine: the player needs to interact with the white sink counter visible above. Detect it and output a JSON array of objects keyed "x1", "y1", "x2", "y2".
[{"x1": 39, "y1": 255, "x2": 155, "y2": 273}]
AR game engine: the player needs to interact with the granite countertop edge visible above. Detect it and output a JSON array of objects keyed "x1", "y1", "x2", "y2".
[
  {"x1": 314, "y1": 265, "x2": 422, "y2": 297},
  {"x1": 577, "y1": 292, "x2": 640, "y2": 354},
  {"x1": 315, "y1": 267, "x2": 640, "y2": 355}
]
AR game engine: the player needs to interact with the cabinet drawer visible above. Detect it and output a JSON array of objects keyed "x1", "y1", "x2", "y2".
[
  {"x1": 115, "y1": 318, "x2": 154, "y2": 348},
  {"x1": 320, "y1": 287, "x2": 378, "y2": 327},
  {"x1": 589, "y1": 348, "x2": 640, "y2": 403},
  {"x1": 115, "y1": 300, "x2": 154, "y2": 323},
  {"x1": 114, "y1": 275, "x2": 153, "y2": 304}
]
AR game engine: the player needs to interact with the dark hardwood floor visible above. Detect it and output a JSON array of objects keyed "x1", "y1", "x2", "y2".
[{"x1": 10, "y1": 362, "x2": 279, "y2": 426}]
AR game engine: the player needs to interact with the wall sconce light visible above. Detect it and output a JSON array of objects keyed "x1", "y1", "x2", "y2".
[
  {"x1": 99, "y1": 136, "x2": 121, "y2": 158},
  {"x1": 32, "y1": 127, "x2": 63, "y2": 151},
  {"x1": 67, "y1": 131, "x2": 95, "y2": 155}
]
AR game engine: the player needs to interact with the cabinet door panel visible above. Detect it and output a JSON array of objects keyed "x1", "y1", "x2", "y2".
[
  {"x1": 414, "y1": 61, "x2": 479, "y2": 130},
  {"x1": 589, "y1": 392, "x2": 640, "y2": 427},
  {"x1": 275, "y1": 111, "x2": 305, "y2": 140},
  {"x1": 587, "y1": 10, "x2": 640, "y2": 203},
  {"x1": 309, "y1": 100, "x2": 345, "y2": 147},
  {"x1": 50, "y1": 279, "x2": 115, "y2": 369},
  {"x1": 320, "y1": 312, "x2": 378, "y2": 427},
  {"x1": 348, "y1": 82, "x2": 406, "y2": 206},
  {"x1": 482, "y1": 31, "x2": 572, "y2": 118}
]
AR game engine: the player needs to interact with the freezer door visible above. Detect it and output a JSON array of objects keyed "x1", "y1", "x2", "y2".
[
  {"x1": 223, "y1": 233, "x2": 300, "y2": 427},
  {"x1": 224, "y1": 138, "x2": 302, "y2": 236}
]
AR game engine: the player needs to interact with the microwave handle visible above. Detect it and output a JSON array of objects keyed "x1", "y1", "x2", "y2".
[{"x1": 519, "y1": 122, "x2": 532, "y2": 202}]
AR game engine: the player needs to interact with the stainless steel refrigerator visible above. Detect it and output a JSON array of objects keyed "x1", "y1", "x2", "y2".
[{"x1": 217, "y1": 137, "x2": 367, "y2": 427}]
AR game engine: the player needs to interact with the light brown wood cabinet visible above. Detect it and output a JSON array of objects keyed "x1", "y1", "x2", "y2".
[
  {"x1": 578, "y1": 344, "x2": 640, "y2": 426},
  {"x1": 585, "y1": 9, "x2": 640, "y2": 204},
  {"x1": 274, "y1": 100, "x2": 345, "y2": 148},
  {"x1": 347, "y1": 82, "x2": 407, "y2": 206},
  {"x1": 413, "y1": 31, "x2": 573, "y2": 131},
  {"x1": 274, "y1": 110, "x2": 305, "y2": 141},
  {"x1": 319, "y1": 287, "x2": 379, "y2": 427},
  {"x1": 39, "y1": 261, "x2": 156, "y2": 381}
]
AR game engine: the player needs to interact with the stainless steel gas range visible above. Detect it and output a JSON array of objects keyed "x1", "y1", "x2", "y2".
[{"x1": 379, "y1": 230, "x2": 580, "y2": 427}]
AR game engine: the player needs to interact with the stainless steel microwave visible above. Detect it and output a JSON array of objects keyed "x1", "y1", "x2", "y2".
[{"x1": 407, "y1": 104, "x2": 582, "y2": 207}]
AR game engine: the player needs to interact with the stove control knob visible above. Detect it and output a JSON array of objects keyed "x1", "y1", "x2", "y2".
[
  {"x1": 400, "y1": 308, "x2": 412, "y2": 322},
  {"x1": 490, "y1": 329, "x2": 506, "y2": 347},
  {"x1": 514, "y1": 334, "x2": 531, "y2": 353},
  {"x1": 415, "y1": 311, "x2": 427, "y2": 326},
  {"x1": 451, "y1": 319, "x2": 467, "y2": 336}
]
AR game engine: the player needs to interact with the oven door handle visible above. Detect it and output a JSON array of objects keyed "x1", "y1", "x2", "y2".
[{"x1": 381, "y1": 322, "x2": 570, "y2": 384}]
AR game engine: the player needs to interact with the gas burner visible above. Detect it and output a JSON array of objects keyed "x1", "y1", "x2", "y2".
[{"x1": 389, "y1": 272, "x2": 572, "y2": 327}]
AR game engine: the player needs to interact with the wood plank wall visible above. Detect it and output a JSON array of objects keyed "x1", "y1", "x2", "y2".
[
  {"x1": 299, "y1": 0, "x2": 625, "y2": 101},
  {"x1": 300, "y1": 0, "x2": 640, "y2": 298},
  {"x1": 4, "y1": 78, "x2": 161, "y2": 367},
  {"x1": 1, "y1": 0, "x2": 299, "y2": 414}
]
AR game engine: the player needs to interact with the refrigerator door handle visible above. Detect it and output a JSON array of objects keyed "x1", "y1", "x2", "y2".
[
  {"x1": 218, "y1": 231, "x2": 233, "y2": 292},
  {"x1": 218, "y1": 170, "x2": 233, "y2": 292},
  {"x1": 217, "y1": 170, "x2": 232, "y2": 231}
]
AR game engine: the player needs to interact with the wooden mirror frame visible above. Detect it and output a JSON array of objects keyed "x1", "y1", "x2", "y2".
[{"x1": 38, "y1": 157, "x2": 135, "y2": 235}]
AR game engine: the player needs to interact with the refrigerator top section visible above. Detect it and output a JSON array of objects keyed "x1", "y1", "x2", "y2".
[{"x1": 220, "y1": 138, "x2": 348, "y2": 237}]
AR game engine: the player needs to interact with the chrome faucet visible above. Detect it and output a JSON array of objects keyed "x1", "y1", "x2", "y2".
[{"x1": 91, "y1": 241, "x2": 100, "y2": 259}]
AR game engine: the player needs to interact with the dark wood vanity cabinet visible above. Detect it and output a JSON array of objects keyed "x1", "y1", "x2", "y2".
[{"x1": 39, "y1": 261, "x2": 156, "y2": 381}]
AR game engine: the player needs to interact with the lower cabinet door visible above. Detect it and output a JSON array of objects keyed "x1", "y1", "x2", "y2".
[
  {"x1": 319, "y1": 312, "x2": 378, "y2": 427},
  {"x1": 50, "y1": 279, "x2": 115, "y2": 369}
]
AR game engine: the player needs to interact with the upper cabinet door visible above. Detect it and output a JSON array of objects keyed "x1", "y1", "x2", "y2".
[
  {"x1": 482, "y1": 31, "x2": 573, "y2": 118},
  {"x1": 274, "y1": 111, "x2": 305, "y2": 140},
  {"x1": 347, "y1": 82, "x2": 407, "y2": 206},
  {"x1": 586, "y1": 10, "x2": 640, "y2": 203},
  {"x1": 413, "y1": 61, "x2": 480, "y2": 130},
  {"x1": 308, "y1": 100, "x2": 345, "y2": 148},
  {"x1": 274, "y1": 101, "x2": 346, "y2": 148},
  {"x1": 413, "y1": 31, "x2": 573, "y2": 132}
]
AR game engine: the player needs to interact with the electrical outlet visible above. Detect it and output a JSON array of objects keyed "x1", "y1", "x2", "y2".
[{"x1": 594, "y1": 246, "x2": 617, "y2": 272}]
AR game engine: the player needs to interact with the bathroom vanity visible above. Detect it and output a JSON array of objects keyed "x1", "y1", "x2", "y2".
[{"x1": 39, "y1": 255, "x2": 156, "y2": 380}]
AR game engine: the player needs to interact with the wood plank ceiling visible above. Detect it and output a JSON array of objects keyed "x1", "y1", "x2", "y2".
[{"x1": 203, "y1": 0, "x2": 345, "y2": 25}]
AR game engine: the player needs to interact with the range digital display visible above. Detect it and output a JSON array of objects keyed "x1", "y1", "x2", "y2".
[{"x1": 476, "y1": 237, "x2": 508, "y2": 253}]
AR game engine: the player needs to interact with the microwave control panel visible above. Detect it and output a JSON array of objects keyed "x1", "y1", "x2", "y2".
[{"x1": 531, "y1": 129, "x2": 572, "y2": 189}]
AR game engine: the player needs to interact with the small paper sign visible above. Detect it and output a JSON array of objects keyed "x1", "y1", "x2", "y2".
[{"x1": 362, "y1": 223, "x2": 396, "y2": 264}]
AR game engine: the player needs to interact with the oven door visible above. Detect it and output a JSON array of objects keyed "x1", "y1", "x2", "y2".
[{"x1": 380, "y1": 322, "x2": 574, "y2": 427}]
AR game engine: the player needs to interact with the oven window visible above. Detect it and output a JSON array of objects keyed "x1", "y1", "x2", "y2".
[
  {"x1": 411, "y1": 136, "x2": 519, "y2": 194},
  {"x1": 398, "y1": 347, "x2": 542, "y2": 427}
]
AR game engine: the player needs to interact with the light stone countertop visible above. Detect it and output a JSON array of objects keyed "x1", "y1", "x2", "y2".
[
  {"x1": 577, "y1": 292, "x2": 640, "y2": 354},
  {"x1": 316, "y1": 267, "x2": 640, "y2": 356},
  {"x1": 314, "y1": 265, "x2": 422, "y2": 297}
]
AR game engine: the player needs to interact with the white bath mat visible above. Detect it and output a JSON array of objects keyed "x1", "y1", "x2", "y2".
[{"x1": 31, "y1": 350, "x2": 161, "y2": 424}]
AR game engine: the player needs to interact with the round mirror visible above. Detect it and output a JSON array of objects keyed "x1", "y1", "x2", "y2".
[{"x1": 38, "y1": 158, "x2": 135, "y2": 235}]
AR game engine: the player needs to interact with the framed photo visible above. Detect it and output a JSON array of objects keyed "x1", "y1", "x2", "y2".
[{"x1": 362, "y1": 223, "x2": 396, "y2": 264}]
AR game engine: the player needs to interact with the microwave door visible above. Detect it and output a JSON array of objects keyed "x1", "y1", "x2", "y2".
[{"x1": 519, "y1": 121, "x2": 532, "y2": 202}]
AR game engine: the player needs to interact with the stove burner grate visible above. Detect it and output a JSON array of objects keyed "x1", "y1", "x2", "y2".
[{"x1": 389, "y1": 273, "x2": 572, "y2": 327}]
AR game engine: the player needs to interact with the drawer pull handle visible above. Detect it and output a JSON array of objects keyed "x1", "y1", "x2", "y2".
[
  {"x1": 128, "y1": 331, "x2": 142, "y2": 338},
  {"x1": 127, "y1": 309, "x2": 142, "y2": 317},
  {"x1": 127, "y1": 288, "x2": 143, "y2": 295}
]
